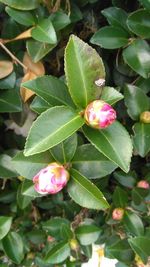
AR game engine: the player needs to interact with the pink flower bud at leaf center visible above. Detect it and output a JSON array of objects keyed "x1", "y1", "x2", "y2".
[
  {"x1": 84, "y1": 100, "x2": 116, "y2": 129},
  {"x1": 137, "y1": 180, "x2": 149, "y2": 189},
  {"x1": 112, "y1": 208, "x2": 124, "y2": 221}
]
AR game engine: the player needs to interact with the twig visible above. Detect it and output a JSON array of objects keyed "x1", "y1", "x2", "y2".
[{"x1": 0, "y1": 40, "x2": 27, "y2": 70}]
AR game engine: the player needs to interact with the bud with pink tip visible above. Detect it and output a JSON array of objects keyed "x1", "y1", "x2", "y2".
[
  {"x1": 137, "y1": 180, "x2": 149, "y2": 189},
  {"x1": 84, "y1": 100, "x2": 116, "y2": 129},
  {"x1": 112, "y1": 208, "x2": 124, "y2": 221},
  {"x1": 33, "y1": 162, "x2": 70, "y2": 195}
]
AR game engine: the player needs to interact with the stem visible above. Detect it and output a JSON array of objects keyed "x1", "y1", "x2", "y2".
[{"x1": 0, "y1": 40, "x2": 27, "y2": 70}]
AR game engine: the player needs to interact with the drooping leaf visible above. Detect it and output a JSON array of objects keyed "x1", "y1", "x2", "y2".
[
  {"x1": 65, "y1": 35, "x2": 105, "y2": 108},
  {"x1": 83, "y1": 121, "x2": 133, "y2": 173},
  {"x1": 133, "y1": 122, "x2": 150, "y2": 157},
  {"x1": 128, "y1": 237, "x2": 150, "y2": 264},
  {"x1": 24, "y1": 106, "x2": 84, "y2": 156},
  {"x1": 67, "y1": 168, "x2": 109, "y2": 210},
  {"x1": 44, "y1": 241, "x2": 70, "y2": 264},
  {"x1": 0, "y1": 216, "x2": 12, "y2": 240}
]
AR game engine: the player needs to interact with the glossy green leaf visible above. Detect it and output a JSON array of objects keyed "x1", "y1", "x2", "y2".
[
  {"x1": 12, "y1": 150, "x2": 53, "y2": 179},
  {"x1": 0, "y1": 89, "x2": 22, "y2": 113},
  {"x1": 124, "y1": 84, "x2": 150, "y2": 120},
  {"x1": 114, "y1": 170, "x2": 136, "y2": 188},
  {"x1": 133, "y1": 122, "x2": 150, "y2": 157},
  {"x1": 123, "y1": 39, "x2": 150, "y2": 78},
  {"x1": 6, "y1": 7, "x2": 36, "y2": 26},
  {"x1": 101, "y1": 7, "x2": 128, "y2": 31},
  {"x1": 50, "y1": 11, "x2": 71, "y2": 31},
  {"x1": 0, "y1": 216, "x2": 12, "y2": 240},
  {"x1": 27, "y1": 229, "x2": 46, "y2": 244},
  {"x1": 136, "y1": 77, "x2": 150, "y2": 94},
  {"x1": 101, "y1": 86, "x2": 124, "y2": 105},
  {"x1": 2, "y1": 232, "x2": 24, "y2": 264},
  {"x1": 24, "y1": 106, "x2": 84, "y2": 156},
  {"x1": 0, "y1": 0, "x2": 39, "y2": 10},
  {"x1": 90, "y1": 26, "x2": 129, "y2": 49},
  {"x1": 21, "y1": 180, "x2": 41, "y2": 198},
  {"x1": 0, "y1": 72, "x2": 16, "y2": 90},
  {"x1": 112, "y1": 186, "x2": 128, "y2": 207},
  {"x1": 83, "y1": 121, "x2": 132, "y2": 173},
  {"x1": 132, "y1": 187, "x2": 149, "y2": 205},
  {"x1": 30, "y1": 96, "x2": 52, "y2": 114},
  {"x1": 61, "y1": 224, "x2": 73, "y2": 241},
  {"x1": 65, "y1": 35, "x2": 105, "y2": 108},
  {"x1": 44, "y1": 241, "x2": 70, "y2": 264},
  {"x1": 0, "y1": 154, "x2": 18, "y2": 178},
  {"x1": 50, "y1": 133, "x2": 77, "y2": 164},
  {"x1": 123, "y1": 210, "x2": 144, "y2": 236},
  {"x1": 72, "y1": 144, "x2": 117, "y2": 179},
  {"x1": 67, "y1": 168, "x2": 109, "y2": 210},
  {"x1": 127, "y1": 9, "x2": 150, "y2": 38},
  {"x1": 42, "y1": 218, "x2": 70, "y2": 239},
  {"x1": 128, "y1": 237, "x2": 150, "y2": 264},
  {"x1": 75, "y1": 224, "x2": 101, "y2": 245},
  {"x1": 31, "y1": 18, "x2": 57, "y2": 44},
  {"x1": 17, "y1": 185, "x2": 33, "y2": 209},
  {"x1": 22, "y1": 75, "x2": 75, "y2": 108},
  {"x1": 27, "y1": 39, "x2": 56, "y2": 63}
]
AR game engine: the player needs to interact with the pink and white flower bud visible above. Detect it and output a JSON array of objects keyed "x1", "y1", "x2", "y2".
[
  {"x1": 33, "y1": 162, "x2": 70, "y2": 195},
  {"x1": 112, "y1": 208, "x2": 124, "y2": 221},
  {"x1": 84, "y1": 100, "x2": 116, "y2": 129},
  {"x1": 137, "y1": 180, "x2": 150, "y2": 189}
]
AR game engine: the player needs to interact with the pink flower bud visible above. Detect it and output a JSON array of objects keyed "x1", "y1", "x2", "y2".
[
  {"x1": 137, "y1": 180, "x2": 149, "y2": 189},
  {"x1": 112, "y1": 208, "x2": 124, "y2": 221},
  {"x1": 84, "y1": 100, "x2": 116, "y2": 129},
  {"x1": 33, "y1": 162, "x2": 70, "y2": 195}
]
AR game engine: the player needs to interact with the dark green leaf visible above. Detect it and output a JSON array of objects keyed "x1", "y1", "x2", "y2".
[
  {"x1": 123, "y1": 210, "x2": 144, "y2": 236},
  {"x1": 75, "y1": 224, "x2": 101, "y2": 245},
  {"x1": 128, "y1": 237, "x2": 150, "y2": 264},
  {"x1": 0, "y1": 0, "x2": 39, "y2": 10},
  {"x1": 101, "y1": 7, "x2": 128, "y2": 31},
  {"x1": 30, "y1": 96, "x2": 52, "y2": 114},
  {"x1": 101, "y1": 86, "x2": 124, "y2": 105},
  {"x1": 44, "y1": 241, "x2": 70, "y2": 264},
  {"x1": 42, "y1": 218, "x2": 70, "y2": 239},
  {"x1": 0, "y1": 154, "x2": 18, "y2": 178},
  {"x1": 133, "y1": 122, "x2": 150, "y2": 157},
  {"x1": 0, "y1": 72, "x2": 16, "y2": 90},
  {"x1": 112, "y1": 187, "x2": 128, "y2": 207},
  {"x1": 139, "y1": 0, "x2": 150, "y2": 10},
  {"x1": 0, "y1": 89, "x2": 22, "y2": 113},
  {"x1": 21, "y1": 180, "x2": 41, "y2": 198},
  {"x1": 6, "y1": 7, "x2": 36, "y2": 26},
  {"x1": 17, "y1": 185, "x2": 33, "y2": 209},
  {"x1": 0, "y1": 216, "x2": 12, "y2": 240},
  {"x1": 50, "y1": 11, "x2": 71, "y2": 31},
  {"x1": 132, "y1": 187, "x2": 149, "y2": 205},
  {"x1": 114, "y1": 171, "x2": 136, "y2": 188}
]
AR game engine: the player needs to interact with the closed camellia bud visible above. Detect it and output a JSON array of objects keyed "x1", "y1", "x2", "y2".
[
  {"x1": 112, "y1": 208, "x2": 124, "y2": 221},
  {"x1": 84, "y1": 100, "x2": 116, "y2": 129},
  {"x1": 33, "y1": 162, "x2": 70, "y2": 195},
  {"x1": 140, "y1": 111, "x2": 150, "y2": 123},
  {"x1": 137, "y1": 180, "x2": 149, "y2": 189}
]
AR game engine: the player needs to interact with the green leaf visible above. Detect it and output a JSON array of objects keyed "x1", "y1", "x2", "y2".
[
  {"x1": 12, "y1": 150, "x2": 53, "y2": 179},
  {"x1": 30, "y1": 96, "x2": 52, "y2": 114},
  {"x1": 83, "y1": 121, "x2": 133, "y2": 173},
  {"x1": 17, "y1": 185, "x2": 33, "y2": 209},
  {"x1": 0, "y1": 72, "x2": 16, "y2": 90},
  {"x1": 101, "y1": 86, "x2": 124, "y2": 105},
  {"x1": 90, "y1": 26, "x2": 129, "y2": 49},
  {"x1": 133, "y1": 122, "x2": 150, "y2": 157},
  {"x1": 67, "y1": 168, "x2": 109, "y2": 210},
  {"x1": 50, "y1": 133, "x2": 77, "y2": 164},
  {"x1": 132, "y1": 187, "x2": 149, "y2": 205},
  {"x1": 42, "y1": 218, "x2": 70, "y2": 239},
  {"x1": 127, "y1": 9, "x2": 150, "y2": 38},
  {"x1": 0, "y1": 89, "x2": 22, "y2": 113},
  {"x1": 124, "y1": 84, "x2": 150, "y2": 120},
  {"x1": 101, "y1": 7, "x2": 128, "y2": 31},
  {"x1": 44, "y1": 241, "x2": 70, "y2": 264},
  {"x1": 0, "y1": 154, "x2": 18, "y2": 178},
  {"x1": 27, "y1": 229, "x2": 46, "y2": 245},
  {"x1": 139, "y1": 0, "x2": 150, "y2": 10},
  {"x1": 114, "y1": 170, "x2": 136, "y2": 188},
  {"x1": 0, "y1": 0, "x2": 39, "y2": 10},
  {"x1": 27, "y1": 39, "x2": 56, "y2": 63},
  {"x1": 24, "y1": 106, "x2": 84, "y2": 156},
  {"x1": 50, "y1": 11, "x2": 71, "y2": 31},
  {"x1": 22, "y1": 75, "x2": 75, "y2": 108},
  {"x1": 21, "y1": 180, "x2": 41, "y2": 198},
  {"x1": 0, "y1": 216, "x2": 12, "y2": 240},
  {"x1": 65, "y1": 35, "x2": 105, "y2": 108},
  {"x1": 128, "y1": 237, "x2": 150, "y2": 264},
  {"x1": 5, "y1": 7, "x2": 36, "y2": 26},
  {"x1": 2, "y1": 232, "x2": 24, "y2": 264},
  {"x1": 75, "y1": 224, "x2": 101, "y2": 245},
  {"x1": 105, "y1": 239, "x2": 134, "y2": 263},
  {"x1": 123, "y1": 211, "x2": 144, "y2": 236},
  {"x1": 31, "y1": 18, "x2": 57, "y2": 44},
  {"x1": 112, "y1": 186, "x2": 128, "y2": 207},
  {"x1": 123, "y1": 39, "x2": 150, "y2": 78},
  {"x1": 72, "y1": 144, "x2": 117, "y2": 179}
]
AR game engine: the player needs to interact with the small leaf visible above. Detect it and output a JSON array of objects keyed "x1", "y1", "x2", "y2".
[
  {"x1": 0, "y1": 61, "x2": 13, "y2": 79},
  {"x1": 133, "y1": 122, "x2": 150, "y2": 157},
  {"x1": 31, "y1": 18, "x2": 57, "y2": 44},
  {"x1": 0, "y1": 216, "x2": 12, "y2": 240},
  {"x1": 65, "y1": 35, "x2": 105, "y2": 108},
  {"x1": 101, "y1": 7, "x2": 128, "y2": 31},
  {"x1": 101, "y1": 86, "x2": 124, "y2": 105},
  {"x1": 90, "y1": 26, "x2": 129, "y2": 49},
  {"x1": 127, "y1": 9, "x2": 150, "y2": 38},
  {"x1": 112, "y1": 186, "x2": 128, "y2": 207},
  {"x1": 5, "y1": 7, "x2": 36, "y2": 26},
  {"x1": 124, "y1": 84, "x2": 150, "y2": 120},
  {"x1": 0, "y1": 72, "x2": 16, "y2": 90},
  {"x1": 123, "y1": 210, "x2": 144, "y2": 236},
  {"x1": 67, "y1": 168, "x2": 109, "y2": 210},
  {"x1": 83, "y1": 121, "x2": 133, "y2": 173},
  {"x1": 128, "y1": 237, "x2": 150, "y2": 264},
  {"x1": 123, "y1": 39, "x2": 150, "y2": 78},
  {"x1": 2, "y1": 232, "x2": 24, "y2": 264},
  {"x1": 44, "y1": 241, "x2": 70, "y2": 264},
  {"x1": 50, "y1": 11, "x2": 71, "y2": 31},
  {"x1": 75, "y1": 224, "x2": 101, "y2": 245},
  {"x1": 24, "y1": 106, "x2": 84, "y2": 156}
]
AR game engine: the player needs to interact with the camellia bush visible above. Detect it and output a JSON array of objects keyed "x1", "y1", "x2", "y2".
[{"x1": 0, "y1": 0, "x2": 150, "y2": 266}]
